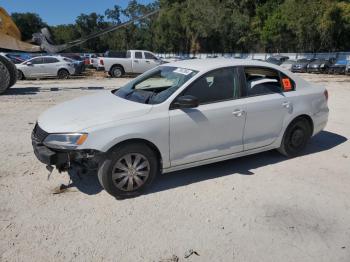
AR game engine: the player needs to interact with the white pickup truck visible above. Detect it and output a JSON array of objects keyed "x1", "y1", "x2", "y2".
[{"x1": 101, "y1": 50, "x2": 162, "y2": 78}]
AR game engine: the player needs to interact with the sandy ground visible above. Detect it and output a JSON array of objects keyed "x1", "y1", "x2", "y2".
[{"x1": 0, "y1": 73, "x2": 349, "y2": 262}]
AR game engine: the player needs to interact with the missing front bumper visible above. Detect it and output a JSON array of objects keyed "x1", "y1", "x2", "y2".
[{"x1": 32, "y1": 140, "x2": 69, "y2": 166}]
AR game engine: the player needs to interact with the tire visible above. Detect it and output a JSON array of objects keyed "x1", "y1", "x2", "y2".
[
  {"x1": 17, "y1": 70, "x2": 24, "y2": 80},
  {"x1": 57, "y1": 69, "x2": 70, "y2": 79},
  {"x1": 278, "y1": 117, "x2": 312, "y2": 157},
  {"x1": 0, "y1": 59, "x2": 10, "y2": 94},
  {"x1": 0, "y1": 55, "x2": 17, "y2": 94},
  {"x1": 98, "y1": 143, "x2": 159, "y2": 198},
  {"x1": 110, "y1": 66, "x2": 124, "y2": 78}
]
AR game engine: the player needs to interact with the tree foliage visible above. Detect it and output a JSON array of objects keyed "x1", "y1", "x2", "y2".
[
  {"x1": 11, "y1": 0, "x2": 350, "y2": 53},
  {"x1": 11, "y1": 12, "x2": 47, "y2": 40}
]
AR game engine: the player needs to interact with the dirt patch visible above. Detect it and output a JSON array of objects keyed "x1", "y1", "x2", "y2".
[{"x1": 0, "y1": 74, "x2": 349, "y2": 261}]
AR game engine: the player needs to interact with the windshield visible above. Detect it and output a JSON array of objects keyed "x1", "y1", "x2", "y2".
[{"x1": 114, "y1": 66, "x2": 198, "y2": 104}]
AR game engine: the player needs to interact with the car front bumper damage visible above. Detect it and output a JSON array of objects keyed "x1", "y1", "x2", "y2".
[{"x1": 31, "y1": 124, "x2": 101, "y2": 172}]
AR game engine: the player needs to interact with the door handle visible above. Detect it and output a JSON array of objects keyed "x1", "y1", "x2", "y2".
[
  {"x1": 134, "y1": 60, "x2": 139, "y2": 63},
  {"x1": 146, "y1": 61, "x2": 150, "y2": 63},
  {"x1": 282, "y1": 101, "x2": 291, "y2": 109},
  {"x1": 232, "y1": 109, "x2": 245, "y2": 117}
]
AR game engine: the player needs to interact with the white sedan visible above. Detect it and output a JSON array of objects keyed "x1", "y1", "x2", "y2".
[
  {"x1": 16, "y1": 56, "x2": 75, "y2": 80},
  {"x1": 31, "y1": 59, "x2": 329, "y2": 198}
]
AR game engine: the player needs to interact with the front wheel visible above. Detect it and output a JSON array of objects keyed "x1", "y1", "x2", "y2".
[
  {"x1": 98, "y1": 143, "x2": 159, "y2": 198},
  {"x1": 278, "y1": 118, "x2": 312, "y2": 157},
  {"x1": 17, "y1": 70, "x2": 24, "y2": 80}
]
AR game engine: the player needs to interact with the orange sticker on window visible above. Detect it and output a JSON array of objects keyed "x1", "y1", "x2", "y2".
[{"x1": 282, "y1": 78, "x2": 292, "y2": 91}]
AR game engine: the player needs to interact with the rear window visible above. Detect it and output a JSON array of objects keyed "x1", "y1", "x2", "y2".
[
  {"x1": 244, "y1": 67, "x2": 294, "y2": 96},
  {"x1": 105, "y1": 51, "x2": 128, "y2": 58},
  {"x1": 135, "y1": 52, "x2": 143, "y2": 59}
]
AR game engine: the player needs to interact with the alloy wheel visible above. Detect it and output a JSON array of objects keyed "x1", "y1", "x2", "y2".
[{"x1": 111, "y1": 153, "x2": 150, "y2": 191}]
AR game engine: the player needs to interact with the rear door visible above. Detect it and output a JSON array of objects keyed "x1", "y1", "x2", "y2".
[
  {"x1": 132, "y1": 51, "x2": 148, "y2": 73},
  {"x1": 240, "y1": 66, "x2": 294, "y2": 150}
]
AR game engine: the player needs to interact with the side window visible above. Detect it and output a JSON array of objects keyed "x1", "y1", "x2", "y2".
[
  {"x1": 244, "y1": 67, "x2": 283, "y2": 96},
  {"x1": 30, "y1": 58, "x2": 43, "y2": 65},
  {"x1": 135, "y1": 52, "x2": 142, "y2": 59},
  {"x1": 43, "y1": 57, "x2": 59, "y2": 64},
  {"x1": 183, "y1": 67, "x2": 239, "y2": 104},
  {"x1": 145, "y1": 52, "x2": 157, "y2": 60}
]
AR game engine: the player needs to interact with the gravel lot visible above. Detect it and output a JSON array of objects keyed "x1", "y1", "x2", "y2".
[{"x1": 0, "y1": 74, "x2": 349, "y2": 262}]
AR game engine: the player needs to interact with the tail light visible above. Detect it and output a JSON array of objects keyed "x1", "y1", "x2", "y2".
[
  {"x1": 324, "y1": 89, "x2": 328, "y2": 101},
  {"x1": 100, "y1": 59, "x2": 104, "y2": 66}
]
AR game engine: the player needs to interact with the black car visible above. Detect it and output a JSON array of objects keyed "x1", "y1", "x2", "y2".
[
  {"x1": 266, "y1": 55, "x2": 289, "y2": 65},
  {"x1": 61, "y1": 54, "x2": 86, "y2": 74},
  {"x1": 291, "y1": 58, "x2": 315, "y2": 73},
  {"x1": 307, "y1": 58, "x2": 336, "y2": 73},
  {"x1": 328, "y1": 59, "x2": 348, "y2": 74}
]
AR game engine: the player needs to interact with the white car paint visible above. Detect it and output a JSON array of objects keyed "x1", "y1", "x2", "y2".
[
  {"x1": 37, "y1": 59, "x2": 329, "y2": 173},
  {"x1": 91, "y1": 57, "x2": 104, "y2": 70},
  {"x1": 16, "y1": 56, "x2": 75, "y2": 79},
  {"x1": 101, "y1": 50, "x2": 162, "y2": 75}
]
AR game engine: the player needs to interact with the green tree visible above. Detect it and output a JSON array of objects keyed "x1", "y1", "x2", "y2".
[{"x1": 11, "y1": 12, "x2": 47, "y2": 40}]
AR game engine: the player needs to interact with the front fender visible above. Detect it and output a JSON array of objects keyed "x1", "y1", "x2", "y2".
[{"x1": 78, "y1": 113, "x2": 170, "y2": 168}]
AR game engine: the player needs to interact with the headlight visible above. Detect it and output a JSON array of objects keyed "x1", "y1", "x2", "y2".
[
  {"x1": 320, "y1": 64, "x2": 325, "y2": 67},
  {"x1": 43, "y1": 133, "x2": 88, "y2": 149}
]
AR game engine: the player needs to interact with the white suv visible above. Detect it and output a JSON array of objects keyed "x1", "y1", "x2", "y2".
[
  {"x1": 16, "y1": 56, "x2": 75, "y2": 80},
  {"x1": 32, "y1": 59, "x2": 329, "y2": 198}
]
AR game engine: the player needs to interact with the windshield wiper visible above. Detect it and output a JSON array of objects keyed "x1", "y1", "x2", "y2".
[{"x1": 146, "y1": 90, "x2": 157, "y2": 104}]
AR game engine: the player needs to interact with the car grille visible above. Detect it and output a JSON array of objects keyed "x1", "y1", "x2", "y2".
[{"x1": 32, "y1": 124, "x2": 49, "y2": 143}]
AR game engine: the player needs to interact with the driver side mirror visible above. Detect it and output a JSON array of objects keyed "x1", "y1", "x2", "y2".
[
  {"x1": 171, "y1": 95, "x2": 199, "y2": 109},
  {"x1": 26, "y1": 62, "x2": 33, "y2": 66}
]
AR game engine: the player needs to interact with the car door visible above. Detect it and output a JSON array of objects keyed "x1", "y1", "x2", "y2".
[
  {"x1": 240, "y1": 66, "x2": 293, "y2": 150},
  {"x1": 132, "y1": 51, "x2": 148, "y2": 73},
  {"x1": 25, "y1": 57, "x2": 44, "y2": 77},
  {"x1": 144, "y1": 52, "x2": 161, "y2": 71},
  {"x1": 43, "y1": 57, "x2": 60, "y2": 76},
  {"x1": 169, "y1": 67, "x2": 246, "y2": 166}
]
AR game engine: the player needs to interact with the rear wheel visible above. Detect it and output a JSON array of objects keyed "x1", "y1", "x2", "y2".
[
  {"x1": 57, "y1": 69, "x2": 70, "y2": 79},
  {"x1": 98, "y1": 143, "x2": 159, "y2": 198},
  {"x1": 110, "y1": 66, "x2": 124, "y2": 78},
  {"x1": 278, "y1": 118, "x2": 312, "y2": 157}
]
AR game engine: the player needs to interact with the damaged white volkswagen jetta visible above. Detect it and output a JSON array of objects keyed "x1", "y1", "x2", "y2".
[{"x1": 32, "y1": 59, "x2": 329, "y2": 198}]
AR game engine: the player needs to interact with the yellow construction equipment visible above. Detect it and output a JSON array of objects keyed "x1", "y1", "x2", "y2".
[
  {"x1": 0, "y1": 6, "x2": 158, "y2": 53},
  {"x1": 0, "y1": 6, "x2": 158, "y2": 94},
  {"x1": 0, "y1": 7, "x2": 41, "y2": 52}
]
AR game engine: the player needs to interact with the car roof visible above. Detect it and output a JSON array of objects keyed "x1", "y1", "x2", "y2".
[
  {"x1": 165, "y1": 58, "x2": 284, "y2": 72},
  {"x1": 31, "y1": 55, "x2": 61, "y2": 59}
]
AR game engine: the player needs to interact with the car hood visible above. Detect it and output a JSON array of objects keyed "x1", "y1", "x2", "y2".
[{"x1": 38, "y1": 91, "x2": 152, "y2": 133}]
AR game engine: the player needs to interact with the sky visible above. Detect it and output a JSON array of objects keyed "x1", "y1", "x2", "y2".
[{"x1": 1, "y1": 0, "x2": 154, "y2": 25}]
